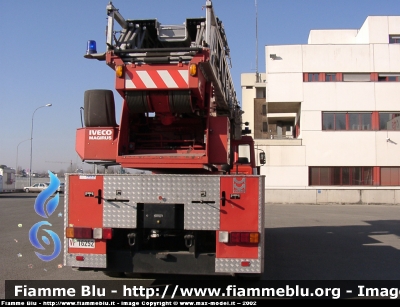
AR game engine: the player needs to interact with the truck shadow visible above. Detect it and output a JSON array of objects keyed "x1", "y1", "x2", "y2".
[
  {"x1": 111, "y1": 219, "x2": 400, "y2": 286},
  {"x1": 263, "y1": 219, "x2": 400, "y2": 280}
]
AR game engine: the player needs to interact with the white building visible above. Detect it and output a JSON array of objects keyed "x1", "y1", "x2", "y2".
[{"x1": 242, "y1": 16, "x2": 400, "y2": 204}]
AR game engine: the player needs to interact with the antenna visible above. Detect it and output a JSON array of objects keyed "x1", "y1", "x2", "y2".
[{"x1": 255, "y1": 0, "x2": 259, "y2": 82}]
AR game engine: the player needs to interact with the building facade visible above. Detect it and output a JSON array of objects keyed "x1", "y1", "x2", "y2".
[{"x1": 242, "y1": 16, "x2": 400, "y2": 204}]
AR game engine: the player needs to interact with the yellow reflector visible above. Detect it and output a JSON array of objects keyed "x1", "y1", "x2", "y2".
[
  {"x1": 116, "y1": 65, "x2": 124, "y2": 78},
  {"x1": 189, "y1": 64, "x2": 197, "y2": 76},
  {"x1": 249, "y1": 232, "x2": 259, "y2": 244},
  {"x1": 66, "y1": 227, "x2": 74, "y2": 238}
]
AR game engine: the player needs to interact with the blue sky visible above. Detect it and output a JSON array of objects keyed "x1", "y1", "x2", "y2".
[{"x1": 1, "y1": 0, "x2": 400, "y2": 173}]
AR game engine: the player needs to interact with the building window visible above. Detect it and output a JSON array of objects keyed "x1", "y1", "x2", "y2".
[
  {"x1": 378, "y1": 74, "x2": 400, "y2": 82},
  {"x1": 379, "y1": 113, "x2": 400, "y2": 130},
  {"x1": 304, "y1": 72, "x2": 400, "y2": 82},
  {"x1": 325, "y1": 73, "x2": 336, "y2": 81},
  {"x1": 322, "y1": 113, "x2": 334, "y2": 130},
  {"x1": 262, "y1": 122, "x2": 268, "y2": 132},
  {"x1": 322, "y1": 112, "x2": 372, "y2": 131},
  {"x1": 308, "y1": 73, "x2": 320, "y2": 82},
  {"x1": 256, "y1": 88, "x2": 266, "y2": 98},
  {"x1": 342, "y1": 73, "x2": 371, "y2": 82},
  {"x1": 245, "y1": 86, "x2": 253, "y2": 89},
  {"x1": 262, "y1": 105, "x2": 267, "y2": 116},
  {"x1": 381, "y1": 167, "x2": 400, "y2": 186},
  {"x1": 349, "y1": 113, "x2": 372, "y2": 130},
  {"x1": 321, "y1": 112, "x2": 346, "y2": 130},
  {"x1": 310, "y1": 167, "x2": 373, "y2": 186},
  {"x1": 389, "y1": 35, "x2": 400, "y2": 44}
]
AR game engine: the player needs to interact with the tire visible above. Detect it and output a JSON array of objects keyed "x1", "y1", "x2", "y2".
[
  {"x1": 25, "y1": 188, "x2": 29, "y2": 193},
  {"x1": 84, "y1": 89, "x2": 117, "y2": 127},
  {"x1": 103, "y1": 271, "x2": 125, "y2": 278},
  {"x1": 124, "y1": 272, "x2": 143, "y2": 278},
  {"x1": 235, "y1": 273, "x2": 261, "y2": 281}
]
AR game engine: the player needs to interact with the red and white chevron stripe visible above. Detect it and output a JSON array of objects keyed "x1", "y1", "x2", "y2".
[{"x1": 125, "y1": 70, "x2": 188, "y2": 89}]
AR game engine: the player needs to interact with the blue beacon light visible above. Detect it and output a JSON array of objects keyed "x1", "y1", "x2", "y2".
[{"x1": 86, "y1": 40, "x2": 97, "y2": 55}]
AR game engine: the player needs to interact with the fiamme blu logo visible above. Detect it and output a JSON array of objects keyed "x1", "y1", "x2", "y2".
[{"x1": 28, "y1": 171, "x2": 61, "y2": 261}]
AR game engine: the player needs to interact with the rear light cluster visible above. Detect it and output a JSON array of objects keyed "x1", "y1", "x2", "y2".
[
  {"x1": 66, "y1": 227, "x2": 112, "y2": 240},
  {"x1": 230, "y1": 232, "x2": 259, "y2": 244},
  {"x1": 218, "y1": 231, "x2": 259, "y2": 244}
]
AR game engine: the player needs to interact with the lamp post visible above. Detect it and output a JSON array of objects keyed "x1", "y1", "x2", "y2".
[
  {"x1": 16, "y1": 138, "x2": 31, "y2": 177},
  {"x1": 29, "y1": 104, "x2": 52, "y2": 186}
]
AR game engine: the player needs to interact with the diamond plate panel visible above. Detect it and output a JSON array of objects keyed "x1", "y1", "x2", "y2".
[
  {"x1": 215, "y1": 258, "x2": 262, "y2": 273},
  {"x1": 103, "y1": 174, "x2": 220, "y2": 230},
  {"x1": 65, "y1": 253, "x2": 106, "y2": 268},
  {"x1": 63, "y1": 175, "x2": 70, "y2": 266},
  {"x1": 103, "y1": 176, "x2": 137, "y2": 228}
]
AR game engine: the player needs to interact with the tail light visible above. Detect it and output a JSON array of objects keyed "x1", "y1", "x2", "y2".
[
  {"x1": 93, "y1": 227, "x2": 113, "y2": 239},
  {"x1": 74, "y1": 227, "x2": 92, "y2": 239},
  {"x1": 102, "y1": 228, "x2": 113, "y2": 239},
  {"x1": 66, "y1": 227, "x2": 112, "y2": 240},
  {"x1": 218, "y1": 231, "x2": 260, "y2": 244}
]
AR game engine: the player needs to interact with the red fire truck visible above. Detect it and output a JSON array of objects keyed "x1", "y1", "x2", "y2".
[{"x1": 64, "y1": 0, "x2": 265, "y2": 279}]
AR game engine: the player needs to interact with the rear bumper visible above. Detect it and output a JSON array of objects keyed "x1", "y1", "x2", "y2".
[{"x1": 65, "y1": 250, "x2": 263, "y2": 275}]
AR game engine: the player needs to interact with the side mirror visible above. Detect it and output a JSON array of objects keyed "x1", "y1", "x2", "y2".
[{"x1": 259, "y1": 152, "x2": 266, "y2": 165}]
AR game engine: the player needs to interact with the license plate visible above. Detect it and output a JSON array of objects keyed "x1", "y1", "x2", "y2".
[{"x1": 69, "y1": 238, "x2": 95, "y2": 248}]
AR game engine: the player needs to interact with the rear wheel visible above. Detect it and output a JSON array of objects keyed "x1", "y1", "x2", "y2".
[
  {"x1": 235, "y1": 273, "x2": 262, "y2": 281},
  {"x1": 103, "y1": 271, "x2": 125, "y2": 278},
  {"x1": 124, "y1": 272, "x2": 143, "y2": 278}
]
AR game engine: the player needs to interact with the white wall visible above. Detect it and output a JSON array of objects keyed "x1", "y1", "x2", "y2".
[
  {"x1": 388, "y1": 16, "x2": 400, "y2": 34},
  {"x1": 262, "y1": 166, "x2": 308, "y2": 188},
  {"x1": 300, "y1": 111, "x2": 321, "y2": 131},
  {"x1": 376, "y1": 132, "x2": 400, "y2": 166},
  {"x1": 264, "y1": 145, "x2": 305, "y2": 166},
  {"x1": 373, "y1": 44, "x2": 400, "y2": 72},
  {"x1": 266, "y1": 45, "x2": 303, "y2": 73},
  {"x1": 303, "y1": 131, "x2": 377, "y2": 166},
  {"x1": 302, "y1": 83, "x2": 376, "y2": 111},
  {"x1": 375, "y1": 83, "x2": 400, "y2": 110},
  {"x1": 302, "y1": 44, "x2": 372, "y2": 72},
  {"x1": 266, "y1": 73, "x2": 303, "y2": 102},
  {"x1": 308, "y1": 29, "x2": 358, "y2": 44},
  {"x1": 367, "y1": 16, "x2": 393, "y2": 44}
]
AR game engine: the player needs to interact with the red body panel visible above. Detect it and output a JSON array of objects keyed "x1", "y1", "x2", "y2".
[
  {"x1": 208, "y1": 117, "x2": 229, "y2": 164},
  {"x1": 76, "y1": 127, "x2": 118, "y2": 161},
  {"x1": 116, "y1": 156, "x2": 209, "y2": 169},
  {"x1": 67, "y1": 175, "x2": 105, "y2": 254},
  {"x1": 216, "y1": 176, "x2": 259, "y2": 259}
]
